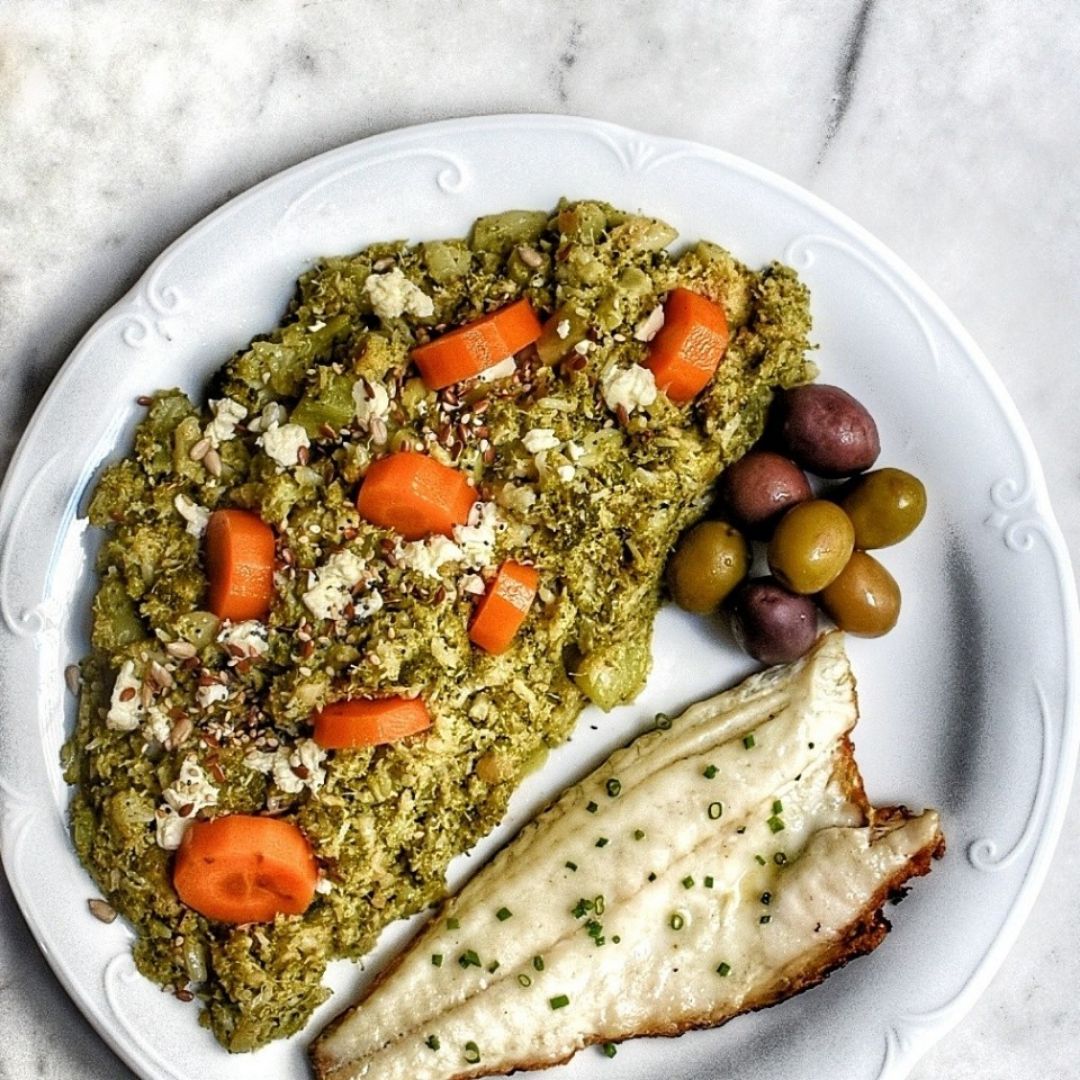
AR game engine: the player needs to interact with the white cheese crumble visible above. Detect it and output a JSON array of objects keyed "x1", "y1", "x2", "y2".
[
  {"x1": 522, "y1": 428, "x2": 560, "y2": 454},
  {"x1": 461, "y1": 573, "x2": 487, "y2": 596},
  {"x1": 566, "y1": 442, "x2": 585, "y2": 462},
  {"x1": 144, "y1": 705, "x2": 173, "y2": 747},
  {"x1": 633, "y1": 304, "x2": 666, "y2": 342},
  {"x1": 155, "y1": 756, "x2": 219, "y2": 850},
  {"x1": 363, "y1": 267, "x2": 434, "y2": 322},
  {"x1": 572, "y1": 339, "x2": 593, "y2": 356},
  {"x1": 496, "y1": 483, "x2": 537, "y2": 515},
  {"x1": 352, "y1": 379, "x2": 392, "y2": 442},
  {"x1": 556, "y1": 319, "x2": 571, "y2": 340},
  {"x1": 314, "y1": 876, "x2": 334, "y2": 895},
  {"x1": 396, "y1": 535, "x2": 465, "y2": 579},
  {"x1": 204, "y1": 398, "x2": 247, "y2": 447},
  {"x1": 477, "y1": 356, "x2": 517, "y2": 383},
  {"x1": 196, "y1": 682, "x2": 228, "y2": 709},
  {"x1": 258, "y1": 422, "x2": 310, "y2": 468},
  {"x1": 302, "y1": 549, "x2": 368, "y2": 621},
  {"x1": 246, "y1": 402, "x2": 288, "y2": 433},
  {"x1": 601, "y1": 363, "x2": 658, "y2": 415},
  {"x1": 452, "y1": 501, "x2": 501, "y2": 569},
  {"x1": 556, "y1": 464, "x2": 576, "y2": 483},
  {"x1": 217, "y1": 620, "x2": 268, "y2": 659},
  {"x1": 245, "y1": 738, "x2": 327, "y2": 796},
  {"x1": 106, "y1": 660, "x2": 144, "y2": 732},
  {"x1": 173, "y1": 494, "x2": 209, "y2": 538}
]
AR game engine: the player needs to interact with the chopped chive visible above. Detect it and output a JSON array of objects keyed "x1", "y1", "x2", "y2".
[
  {"x1": 772, "y1": 799, "x2": 783, "y2": 815},
  {"x1": 755, "y1": 854, "x2": 766, "y2": 866},
  {"x1": 761, "y1": 891, "x2": 772, "y2": 906},
  {"x1": 760, "y1": 914, "x2": 772, "y2": 924},
  {"x1": 594, "y1": 895, "x2": 606, "y2": 914},
  {"x1": 431, "y1": 953, "x2": 443, "y2": 967},
  {"x1": 612, "y1": 934, "x2": 621, "y2": 944},
  {"x1": 682, "y1": 875, "x2": 695, "y2": 889},
  {"x1": 647, "y1": 871, "x2": 657, "y2": 882},
  {"x1": 464, "y1": 1041, "x2": 480, "y2": 1064},
  {"x1": 655, "y1": 712, "x2": 672, "y2": 730},
  {"x1": 496, "y1": 906, "x2": 513, "y2": 922},
  {"x1": 736, "y1": 825, "x2": 747, "y2": 834},
  {"x1": 458, "y1": 949, "x2": 481, "y2": 968},
  {"x1": 716, "y1": 961, "x2": 732, "y2": 977},
  {"x1": 774, "y1": 852, "x2": 788, "y2": 866},
  {"x1": 767, "y1": 815, "x2": 785, "y2": 834},
  {"x1": 670, "y1": 912, "x2": 685, "y2": 930},
  {"x1": 426, "y1": 1034, "x2": 441, "y2": 1051},
  {"x1": 487, "y1": 960, "x2": 500, "y2": 973},
  {"x1": 708, "y1": 801, "x2": 723, "y2": 820},
  {"x1": 605, "y1": 778, "x2": 622, "y2": 797},
  {"x1": 595, "y1": 837, "x2": 609, "y2": 848},
  {"x1": 565, "y1": 860, "x2": 578, "y2": 872},
  {"x1": 808, "y1": 741, "x2": 815, "y2": 749},
  {"x1": 446, "y1": 917, "x2": 460, "y2": 930},
  {"x1": 586, "y1": 800, "x2": 599, "y2": 814},
  {"x1": 633, "y1": 828, "x2": 645, "y2": 840},
  {"x1": 704, "y1": 875, "x2": 715, "y2": 888},
  {"x1": 602, "y1": 1042, "x2": 618, "y2": 1058},
  {"x1": 743, "y1": 733, "x2": 756, "y2": 749},
  {"x1": 549, "y1": 994, "x2": 570, "y2": 1010},
  {"x1": 518, "y1": 973, "x2": 532, "y2": 987},
  {"x1": 572, "y1": 898, "x2": 593, "y2": 918},
  {"x1": 533, "y1": 955, "x2": 545, "y2": 971},
  {"x1": 703, "y1": 764, "x2": 718, "y2": 779}
]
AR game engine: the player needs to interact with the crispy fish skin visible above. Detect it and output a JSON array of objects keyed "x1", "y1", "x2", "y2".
[{"x1": 312, "y1": 634, "x2": 944, "y2": 1080}]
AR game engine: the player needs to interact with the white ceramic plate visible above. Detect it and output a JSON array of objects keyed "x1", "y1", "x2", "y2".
[{"x1": 0, "y1": 115, "x2": 1076, "y2": 1080}]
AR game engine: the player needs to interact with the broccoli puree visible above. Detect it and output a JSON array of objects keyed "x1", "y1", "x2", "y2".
[{"x1": 62, "y1": 200, "x2": 813, "y2": 1051}]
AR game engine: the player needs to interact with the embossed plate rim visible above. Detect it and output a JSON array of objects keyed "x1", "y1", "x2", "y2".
[{"x1": 0, "y1": 114, "x2": 1076, "y2": 1080}]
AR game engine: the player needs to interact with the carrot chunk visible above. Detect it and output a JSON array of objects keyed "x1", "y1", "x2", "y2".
[
  {"x1": 645, "y1": 287, "x2": 730, "y2": 403},
  {"x1": 356, "y1": 451, "x2": 476, "y2": 540},
  {"x1": 313, "y1": 696, "x2": 432, "y2": 749},
  {"x1": 411, "y1": 299, "x2": 542, "y2": 390},
  {"x1": 205, "y1": 509, "x2": 276, "y2": 621},
  {"x1": 173, "y1": 815, "x2": 317, "y2": 924},
  {"x1": 469, "y1": 561, "x2": 540, "y2": 654}
]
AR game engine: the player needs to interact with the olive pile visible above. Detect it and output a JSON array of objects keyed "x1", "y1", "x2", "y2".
[{"x1": 666, "y1": 384, "x2": 926, "y2": 665}]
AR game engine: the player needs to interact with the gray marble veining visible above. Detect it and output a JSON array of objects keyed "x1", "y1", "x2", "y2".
[{"x1": 1, "y1": 2, "x2": 1078, "y2": 1078}]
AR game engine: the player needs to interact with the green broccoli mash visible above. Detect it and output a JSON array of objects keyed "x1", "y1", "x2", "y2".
[{"x1": 62, "y1": 200, "x2": 813, "y2": 1051}]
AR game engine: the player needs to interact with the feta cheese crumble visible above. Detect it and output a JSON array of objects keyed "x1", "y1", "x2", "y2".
[
  {"x1": 522, "y1": 428, "x2": 561, "y2": 454},
  {"x1": 217, "y1": 620, "x2": 269, "y2": 659},
  {"x1": 245, "y1": 738, "x2": 327, "y2": 796},
  {"x1": 477, "y1": 356, "x2": 517, "y2": 383},
  {"x1": 258, "y1": 422, "x2": 310, "y2": 468},
  {"x1": 204, "y1": 398, "x2": 247, "y2": 447},
  {"x1": 601, "y1": 363, "x2": 658, "y2": 415},
  {"x1": 633, "y1": 304, "x2": 666, "y2": 343},
  {"x1": 302, "y1": 549, "x2": 368, "y2": 621},
  {"x1": 555, "y1": 319, "x2": 571, "y2": 340},
  {"x1": 174, "y1": 493, "x2": 209, "y2": 538},
  {"x1": 196, "y1": 682, "x2": 228, "y2": 709},
  {"x1": 155, "y1": 756, "x2": 219, "y2": 850},
  {"x1": 452, "y1": 501, "x2": 501, "y2": 569},
  {"x1": 106, "y1": 660, "x2": 144, "y2": 732},
  {"x1": 396, "y1": 535, "x2": 465, "y2": 579},
  {"x1": 363, "y1": 267, "x2": 434, "y2": 322}
]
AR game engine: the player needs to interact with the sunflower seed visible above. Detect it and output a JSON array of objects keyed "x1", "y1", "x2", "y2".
[
  {"x1": 168, "y1": 716, "x2": 193, "y2": 747},
  {"x1": 88, "y1": 898, "x2": 117, "y2": 924},
  {"x1": 517, "y1": 244, "x2": 544, "y2": 268},
  {"x1": 165, "y1": 640, "x2": 197, "y2": 660},
  {"x1": 189, "y1": 437, "x2": 211, "y2": 462},
  {"x1": 203, "y1": 447, "x2": 222, "y2": 477},
  {"x1": 149, "y1": 661, "x2": 173, "y2": 689},
  {"x1": 64, "y1": 664, "x2": 81, "y2": 695}
]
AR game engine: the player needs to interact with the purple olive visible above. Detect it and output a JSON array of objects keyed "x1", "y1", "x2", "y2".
[
  {"x1": 730, "y1": 577, "x2": 819, "y2": 665},
  {"x1": 776, "y1": 384, "x2": 880, "y2": 478},
  {"x1": 720, "y1": 451, "x2": 812, "y2": 537}
]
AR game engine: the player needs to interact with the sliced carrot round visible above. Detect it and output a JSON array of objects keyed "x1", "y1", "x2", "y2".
[
  {"x1": 205, "y1": 509, "x2": 276, "y2": 621},
  {"x1": 173, "y1": 815, "x2": 317, "y2": 924},
  {"x1": 313, "y1": 696, "x2": 433, "y2": 749},
  {"x1": 356, "y1": 451, "x2": 476, "y2": 540},
  {"x1": 469, "y1": 560, "x2": 540, "y2": 655},
  {"x1": 646, "y1": 287, "x2": 730, "y2": 403},
  {"x1": 411, "y1": 298, "x2": 542, "y2": 390}
]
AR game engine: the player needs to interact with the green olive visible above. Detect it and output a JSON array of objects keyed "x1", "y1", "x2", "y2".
[
  {"x1": 819, "y1": 551, "x2": 901, "y2": 636},
  {"x1": 667, "y1": 521, "x2": 750, "y2": 614},
  {"x1": 840, "y1": 468, "x2": 927, "y2": 549},
  {"x1": 767, "y1": 500, "x2": 854, "y2": 594}
]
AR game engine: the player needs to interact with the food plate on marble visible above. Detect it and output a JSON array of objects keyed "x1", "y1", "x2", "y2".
[{"x1": 0, "y1": 115, "x2": 1075, "y2": 1080}]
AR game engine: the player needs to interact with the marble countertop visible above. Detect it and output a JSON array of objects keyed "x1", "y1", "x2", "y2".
[{"x1": 1, "y1": 2, "x2": 1077, "y2": 1078}]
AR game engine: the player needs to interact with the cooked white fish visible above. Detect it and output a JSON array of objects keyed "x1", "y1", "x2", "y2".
[{"x1": 312, "y1": 634, "x2": 943, "y2": 1080}]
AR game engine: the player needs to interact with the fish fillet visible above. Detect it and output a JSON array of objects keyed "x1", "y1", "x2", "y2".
[{"x1": 312, "y1": 633, "x2": 944, "y2": 1080}]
